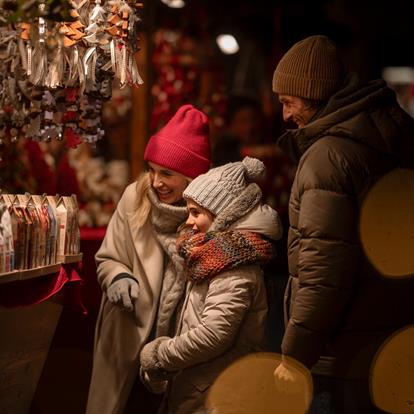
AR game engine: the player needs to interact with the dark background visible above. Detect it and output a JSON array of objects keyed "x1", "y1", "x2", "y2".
[{"x1": 153, "y1": 0, "x2": 413, "y2": 83}]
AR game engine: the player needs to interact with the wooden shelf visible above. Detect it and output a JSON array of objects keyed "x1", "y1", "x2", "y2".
[
  {"x1": 0, "y1": 254, "x2": 83, "y2": 285},
  {"x1": 20, "y1": 264, "x2": 62, "y2": 282},
  {"x1": 0, "y1": 270, "x2": 21, "y2": 285},
  {"x1": 57, "y1": 253, "x2": 83, "y2": 264}
]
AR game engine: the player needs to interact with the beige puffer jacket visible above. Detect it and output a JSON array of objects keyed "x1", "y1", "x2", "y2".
[{"x1": 142, "y1": 183, "x2": 282, "y2": 414}]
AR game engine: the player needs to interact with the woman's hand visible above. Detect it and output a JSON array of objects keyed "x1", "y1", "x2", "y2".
[{"x1": 106, "y1": 274, "x2": 139, "y2": 311}]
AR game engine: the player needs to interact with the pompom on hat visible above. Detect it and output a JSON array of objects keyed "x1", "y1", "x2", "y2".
[
  {"x1": 183, "y1": 156, "x2": 265, "y2": 216},
  {"x1": 144, "y1": 104, "x2": 211, "y2": 178},
  {"x1": 272, "y1": 35, "x2": 345, "y2": 100}
]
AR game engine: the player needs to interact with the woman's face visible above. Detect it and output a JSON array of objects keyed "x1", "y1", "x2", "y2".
[
  {"x1": 185, "y1": 199, "x2": 214, "y2": 233},
  {"x1": 148, "y1": 162, "x2": 189, "y2": 204}
]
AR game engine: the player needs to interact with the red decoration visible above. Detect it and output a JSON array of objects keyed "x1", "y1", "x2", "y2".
[{"x1": 64, "y1": 127, "x2": 82, "y2": 148}]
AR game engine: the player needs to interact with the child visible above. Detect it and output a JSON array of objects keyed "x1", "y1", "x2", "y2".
[{"x1": 140, "y1": 156, "x2": 283, "y2": 414}]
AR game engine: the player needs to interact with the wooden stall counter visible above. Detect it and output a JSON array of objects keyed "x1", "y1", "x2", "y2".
[
  {"x1": 0, "y1": 256, "x2": 83, "y2": 414},
  {"x1": 29, "y1": 227, "x2": 106, "y2": 414}
]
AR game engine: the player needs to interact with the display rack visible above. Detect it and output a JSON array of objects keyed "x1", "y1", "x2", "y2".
[
  {"x1": 57, "y1": 253, "x2": 84, "y2": 264},
  {"x1": 0, "y1": 253, "x2": 83, "y2": 285}
]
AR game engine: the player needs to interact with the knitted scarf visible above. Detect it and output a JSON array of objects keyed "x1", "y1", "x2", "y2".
[
  {"x1": 147, "y1": 189, "x2": 188, "y2": 337},
  {"x1": 177, "y1": 230, "x2": 276, "y2": 282}
]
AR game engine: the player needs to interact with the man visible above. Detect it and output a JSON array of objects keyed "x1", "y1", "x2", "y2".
[{"x1": 272, "y1": 35, "x2": 414, "y2": 413}]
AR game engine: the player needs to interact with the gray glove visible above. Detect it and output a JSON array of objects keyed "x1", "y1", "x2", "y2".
[
  {"x1": 139, "y1": 366, "x2": 168, "y2": 394},
  {"x1": 140, "y1": 337, "x2": 172, "y2": 379},
  {"x1": 140, "y1": 337, "x2": 172, "y2": 394},
  {"x1": 106, "y1": 273, "x2": 139, "y2": 311}
]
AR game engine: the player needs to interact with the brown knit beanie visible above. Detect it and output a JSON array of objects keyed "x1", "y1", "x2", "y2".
[{"x1": 272, "y1": 35, "x2": 344, "y2": 100}]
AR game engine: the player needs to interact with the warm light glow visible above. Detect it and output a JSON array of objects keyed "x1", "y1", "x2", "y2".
[
  {"x1": 371, "y1": 326, "x2": 414, "y2": 413},
  {"x1": 206, "y1": 352, "x2": 313, "y2": 414},
  {"x1": 160, "y1": 0, "x2": 185, "y2": 8},
  {"x1": 216, "y1": 34, "x2": 239, "y2": 54},
  {"x1": 360, "y1": 168, "x2": 414, "y2": 278}
]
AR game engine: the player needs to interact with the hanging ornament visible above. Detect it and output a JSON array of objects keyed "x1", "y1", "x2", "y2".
[
  {"x1": 107, "y1": 0, "x2": 143, "y2": 87},
  {"x1": 0, "y1": 0, "x2": 144, "y2": 150}
]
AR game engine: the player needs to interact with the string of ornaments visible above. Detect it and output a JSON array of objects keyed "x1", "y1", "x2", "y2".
[{"x1": 0, "y1": 0, "x2": 143, "y2": 157}]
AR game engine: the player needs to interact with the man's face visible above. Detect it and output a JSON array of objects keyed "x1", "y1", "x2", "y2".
[{"x1": 278, "y1": 94, "x2": 317, "y2": 128}]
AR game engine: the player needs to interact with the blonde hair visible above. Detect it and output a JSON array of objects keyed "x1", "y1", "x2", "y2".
[{"x1": 132, "y1": 172, "x2": 152, "y2": 229}]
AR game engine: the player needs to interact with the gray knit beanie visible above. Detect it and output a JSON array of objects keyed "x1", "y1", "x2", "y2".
[
  {"x1": 183, "y1": 157, "x2": 265, "y2": 216},
  {"x1": 272, "y1": 35, "x2": 344, "y2": 100}
]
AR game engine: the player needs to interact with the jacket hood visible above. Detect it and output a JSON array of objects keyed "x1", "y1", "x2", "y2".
[
  {"x1": 277, "y1": 72, "x2": 414, "y2": 167},
  {"x1": 229, "y1": 204, "x2": 283, "y2": 241},
  {"x1": 208, "y1": 183, "x2": 283, "y2": 241}
]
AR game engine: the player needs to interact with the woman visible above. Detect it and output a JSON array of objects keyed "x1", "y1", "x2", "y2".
[
  {"x1": 86, "y1": 104, "x2": 211, "y2": 414},
  {"x1": 140, "y1": 157, "x2": 283, "y2": 413}
]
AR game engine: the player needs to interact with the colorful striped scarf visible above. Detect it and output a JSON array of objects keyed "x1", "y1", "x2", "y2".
[{"x1": 177, "y1": 230, "x2": 275, "y2": 282}]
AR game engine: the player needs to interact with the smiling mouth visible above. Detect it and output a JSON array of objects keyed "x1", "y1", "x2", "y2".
[
  {"x1": 157, "y1": 190, "x2": 171, "y2": 198},
  {"x1": 292, "y1": 118, "x2": 305, "y2": 128}
]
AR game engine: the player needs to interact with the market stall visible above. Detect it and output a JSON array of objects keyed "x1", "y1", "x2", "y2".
[
  {"x1": 0, "y1": 1, "x2": 144, "y2": 412},
  {"x1": 0, "y1": 192, "x2": 83, "y2": 414}
]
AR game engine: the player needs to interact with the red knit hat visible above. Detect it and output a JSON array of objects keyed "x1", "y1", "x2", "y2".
[{"x1": 144, "y1": 104, "x2": 211, "y2": 178}]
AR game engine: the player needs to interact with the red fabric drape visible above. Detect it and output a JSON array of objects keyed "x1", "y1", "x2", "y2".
[{"x1": 0, "y1": 262, "x2": 86, "y2": 314}]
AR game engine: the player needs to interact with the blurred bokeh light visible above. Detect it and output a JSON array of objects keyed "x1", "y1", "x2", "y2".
[
  {"x1": 360, "y1": 168, "x2": 414, "y2": 278},
  {"x1": 370, "y1": 325, "x2": 414, "y2": 413},
  {"x1": 206, "y1": 352, "x2": 312, "y2": 414}
]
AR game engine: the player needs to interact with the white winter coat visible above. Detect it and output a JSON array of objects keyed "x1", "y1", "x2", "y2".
[{"x1": 86, "y1": 181, "x2": 187, "y2": 414}]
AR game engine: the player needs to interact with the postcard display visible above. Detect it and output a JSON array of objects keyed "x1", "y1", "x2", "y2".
[{"x1": 0, "y1": 193, "x2": 82, "y2": 278}]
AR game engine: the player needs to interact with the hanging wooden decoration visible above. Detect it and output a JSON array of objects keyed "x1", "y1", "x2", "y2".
[{"x1": 0, "y1": 0, "x2": 144, "y2": 155}]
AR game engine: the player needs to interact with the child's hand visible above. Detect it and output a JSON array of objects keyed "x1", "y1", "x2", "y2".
[
  {"x1": 140, "y1": 337, "x2": 171, "y2": 378},
  {"x1": 140, "y1": 367, "x2": 168, "y2": 394}
]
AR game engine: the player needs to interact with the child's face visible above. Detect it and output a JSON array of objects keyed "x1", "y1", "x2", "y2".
[
  {"x1": 148, "y1": 162, "x2": 189, "y2": 204},
  {"x1": 186, "y1": 199, "x2": 214, "y2": 233}
]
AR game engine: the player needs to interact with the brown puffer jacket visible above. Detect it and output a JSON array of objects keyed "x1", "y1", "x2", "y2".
[{"x1": 277, "y1": 73, "x2": 414, "y2": 378}]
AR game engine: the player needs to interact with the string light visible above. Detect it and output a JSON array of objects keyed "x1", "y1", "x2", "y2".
[
  {"x1": 216, "y1": 34, "x2": 239, "y2": 54},
  {"x1": 160, "y1": 0, "x2": 185, "y2": 8}
]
